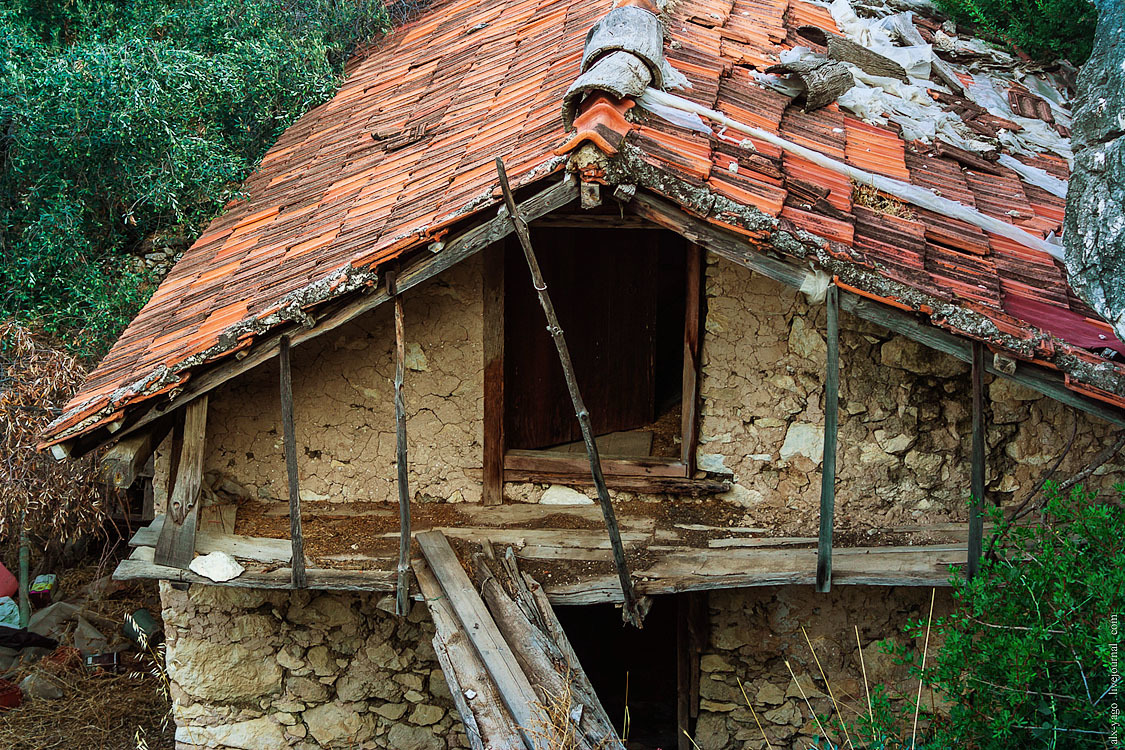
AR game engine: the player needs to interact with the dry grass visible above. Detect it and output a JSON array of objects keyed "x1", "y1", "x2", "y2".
[
  {"x1": 852, "y1": 183, "x2": 917, "y2": 220},
  {"x1": 0, "y1": 570, "x2": 173, "y2": 750},
  {"x1": 0, "y1": 664, "x2": 173, "y2": 750}
]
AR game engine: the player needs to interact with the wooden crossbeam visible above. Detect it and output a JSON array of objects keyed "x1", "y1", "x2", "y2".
[
  {"x1": 98, "y1": 422, "x2": 170, "y2": 488},
  {"x1": 495, "y1": 158, "x2": 643, "y2": 628},
  {"x1": 279, "y1": 337, "x2": 306, "y2": 589},
  {"x1": 968, "y1": 341, "x2": 986, "y2": 578},
  {"x1": 388, "y1": 271, "x2": 412, "y2": 616},
  {"x1": 816, "y1": 283, "x2": 840, "y2": 592},
  {"x1": 153, "y1": 396, "x2": 208, "y2": 569}
]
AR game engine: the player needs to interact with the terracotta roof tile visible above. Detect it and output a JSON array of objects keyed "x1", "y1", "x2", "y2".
[{"x1": 47, "y1": 0, "x2": 1125, "y2": 445}]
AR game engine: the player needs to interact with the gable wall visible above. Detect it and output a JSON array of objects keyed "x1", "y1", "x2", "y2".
[{"x1": 195, "y1": 248, "x2": 1125, "y2": 527}]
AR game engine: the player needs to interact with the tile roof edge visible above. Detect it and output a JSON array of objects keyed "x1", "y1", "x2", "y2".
[{"x1": 40, "y1": 157, "x2": 569, "y2": 449}]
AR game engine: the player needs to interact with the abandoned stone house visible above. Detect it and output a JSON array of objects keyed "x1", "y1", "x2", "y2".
[{"x1": 41, "y1": 0, "x2": 1125, "y2": 748}]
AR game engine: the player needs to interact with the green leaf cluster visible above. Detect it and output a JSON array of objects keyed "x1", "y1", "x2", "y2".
[
  {"x1": 848, "y1": 484, "x2": 1123, "y2": 748},
  {"x1": 0, "y1": 0, "x2": 388, "y2": 359},
  {"x1": 934, "y1": 0, "x2": 1098, "y2": 63}
]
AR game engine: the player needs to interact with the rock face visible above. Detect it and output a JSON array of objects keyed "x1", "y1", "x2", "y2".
[{"x1": 1065, "y1": 2, "x2": 1125, "y2": 341}]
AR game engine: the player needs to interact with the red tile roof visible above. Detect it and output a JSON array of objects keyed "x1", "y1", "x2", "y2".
[{"x1": 44, "y1": 0, "x2": 1125, "y2": 446}]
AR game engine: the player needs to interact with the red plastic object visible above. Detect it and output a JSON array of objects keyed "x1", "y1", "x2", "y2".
[
  {"x1": 0, "y1": 678, "x2": 22, "y2": 709},
  {"x1": 0, "y1": 563, "x2": 16, "y2": 599}
]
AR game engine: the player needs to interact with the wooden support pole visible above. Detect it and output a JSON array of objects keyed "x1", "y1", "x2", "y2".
[
  {"x1": 279, "y1": 337, "x2": 306, "y2": 589},
  {"x1": 494, "y1": 158, "x2": 643, "y2": 628},
  {"x1": 99, "y1": 422, "x2": 170, "y2": 488},
  {"x1": 816, "y1": 284, "x2": 839, "y2": 593},
  {"x1": 969, "y1": 341, "x2": 986, "y2": 579},
  {"x1": 482, "y1": 244, "x2": 505, "y2": 505},
  {"x1": 154, "y1": 396, "x2": 208, "y2": 569},
  {"x1": 388, "y1": 271, "x2": 412, "y2": 616}
]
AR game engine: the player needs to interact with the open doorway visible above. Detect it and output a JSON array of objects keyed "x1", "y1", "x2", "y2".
[
  {"x1": 555, "y1": 596, "x2": 692, "y2": 750},
  {"x1": 503, "y1": 227, "x2": 691, "y2": 460}
]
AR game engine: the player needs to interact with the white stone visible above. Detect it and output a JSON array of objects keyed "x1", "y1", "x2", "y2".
[
  {"x1": 539, "y1": 485, "x2": 594, "y2": 505},
  {"x1": 779, "y1": 422, "x2": 824, "y2": 464},
  {"x1": 405, "y1": 343, "x2": 429, "y2": 371},
  {"x1": 189, "y1": 551, "x2": 244, "y2": 582},
  {"x1": 720, "y1": 484, "x2": 763, "y2": 508},
  {"x1": 697, "y1": 453, "x2": 735, "y2": 475},
  {"x1": 304, "y1": 702, "x2": 376, "y2": 746},
  {"x1": 174, "y1": 716, "x2": 286, "y2": 750},
  {"x1": 299, "y1": 488, "x2": 331, "y2": 502}
]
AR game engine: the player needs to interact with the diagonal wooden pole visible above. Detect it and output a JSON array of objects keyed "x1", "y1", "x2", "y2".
[
  {"x1": 387, "y1": 270, "x2": 413, "y2": 616},
  {"x1": 494, "y1": 159, "x2": 643, "y2": 627}
]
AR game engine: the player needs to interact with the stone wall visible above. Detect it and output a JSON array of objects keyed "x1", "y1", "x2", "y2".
[
  {"x1": 203, "y1": 256, "x2": 486, "y2": 506},
  {"x1": 161, "y1": 583, "x2": 468, "y2": 750},
  {"x1": 695, "y1": 585, "x2": 954, "y2": 750},
  {"x1": 698, "y1": 257, "x2": 1125, "y2": 537}
]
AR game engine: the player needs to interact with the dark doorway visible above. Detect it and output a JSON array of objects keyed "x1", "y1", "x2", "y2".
[
  {"x1": 555, "y1": 598, "x2": 681, "y2": 750},
  {"x1": 503, "y1": 227, "x2": 688, "y2": 457}
]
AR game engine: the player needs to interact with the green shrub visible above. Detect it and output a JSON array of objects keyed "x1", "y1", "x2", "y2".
[
  {"x1": 0, "y1": 0, "x2": 388, "y2": 359},
  {"x1": 841, "y1": 484, "x2": 1123, "y2": 748},
  {"x1": 934, "y1": 0, "x2": 1099, "y2": 63}
]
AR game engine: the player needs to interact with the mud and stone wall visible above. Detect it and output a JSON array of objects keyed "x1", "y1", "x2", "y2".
[
  {"x1": 162, "y1": 583, "x2": 468, "y2": 750},
  {"x1": 698, "y1": 257, "x2": 1125, "y2": 537},
  {"x1": 202, "y1": 256, "x2": 486, "y2": 506},
  {"x1": 694, "y1": 585, "x2": 954, "y2": 750}
]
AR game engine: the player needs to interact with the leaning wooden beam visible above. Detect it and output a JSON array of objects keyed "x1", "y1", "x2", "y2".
[
  {"x1": 630, "y1": 191, "x2": 1125, "y2": 428},
  {"x1": 153, "y1": 396, "x2": 208, "y2": 569},
  {"x1": 81, "y1": 177, "x2": 580, "y2": 457},
  {"x1": 416, "y1": 531, "x2": 546, "y2": 750},
  {"x1": 415, "y1": 558, "x2": 514, "y2": 750},
  {"x1": 816, "y1": 283, "x2": 840, "y2": 593},
  {"x1": 279, "y1": 337, "x2": 306, "y2": 589},
  {"x1": 968, "y1": 341, "x2": 986, "y2": 578},
  {"x1": 495, "y1": 158, "x2": 643, "y2": 628},
  {"x1": 388, "y1": 270, "x2": 412, "y2": 616},
  {"x1": 98, "y1": 421, "x2": 170, "y2": 488}
]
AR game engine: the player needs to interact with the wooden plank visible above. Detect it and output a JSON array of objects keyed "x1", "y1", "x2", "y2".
[
  {"x1": 483, "y1": 244, "x2": 506, "y2": 505},
  {"x1": 630, "y1": 190, "x2": 1125, "y2": 429},
  {"x1": 416, "y1": 531, "x2": 544, "y2": 750},
  {"x1": 199, "y1": 504, "x2": 237, "y2": 535},
  {"x1": 503, "y1": 470, "x2": 728, "y2": 495},
  {"x1": 279, "y1": 337, "x2": 306, "y2": 589},
  {"x1": 969, "y1": 340, "x2": 986, "y2": 579},
  {"x1": 505, "y1": 450, "x2": 686, "y2": 477},
  {"x1": 416, "y1": 558, "x2": 520, "y2": 750},
  {"x1": 82, "y1": 178, "x2": 580, "y2": 457},
  {"x1": 816, "y1": 284, "x2": 840, "y2": 593},
  {"x1": 682, "y1": 243, "x2": 704, "y2": 470},
  {"x1": 116, "y1": 546, "x2": 395, "y2": 592},
  {"x1": 153, "y1": 396, "x2": 208, "y2": 569},
  {"x1": 133, "y1": 516, "x2": 293, "y2": 562},
  {"x1": 98, "y1": 422, "x2": 170, "y2": 488},
  {"x1": 388, "y1": 272, "x2": 413, "y2": 615},
  {"x1": 496, "y1": 159, "x2": 642, "y2": 627}
]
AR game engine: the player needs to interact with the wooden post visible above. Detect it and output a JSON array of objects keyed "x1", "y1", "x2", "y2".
[
  {"x1": 676, "y1": 596, "x2": 692, "y2": 750},
  {"x1": 494, "y1": 159, "x2": 643, "y2": 628},
  {"x1": 969, "y1": 341, "x2": 986, "y2": 578},
  {"x1": 681, "y1": 244, "x2": 704, "y2": 471},
  {"x1": 482, "y1": 244, "x2": 505, "y2": 505},
  {"x1": 816, "y1": 284, "x2": 839, "y2": 593},
  {"x1": 279, "y1": 337, "x2": 306, "y2": 589},
  {"x1": 388, "y1": 271, "x2": 412, "y2": 616},
  {"x1": 154, "y1": 396, "x2": 208, "y2": 569}
]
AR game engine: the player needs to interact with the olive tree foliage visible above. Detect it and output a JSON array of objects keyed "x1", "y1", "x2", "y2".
[
  {"x1": 0, "y1": 0, "x2": 388, "y2": 359},
  {"x1": 934, "y1": 0, "x2": 1098, "y2": 63}
]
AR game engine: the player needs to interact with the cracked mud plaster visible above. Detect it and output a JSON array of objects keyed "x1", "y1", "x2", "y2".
[
  {"x1": 698, "y1": 257, "x2": 1125, "y2": 537},
  {"x1": 204, "y1": 257, "x2": 485, "y2": 505},
  {"x1": 161, "y1": 583, "x2": 467, "y2": 750},
  {"x1": 696, "y1": 586, "x2": 954, "y2": 750}
]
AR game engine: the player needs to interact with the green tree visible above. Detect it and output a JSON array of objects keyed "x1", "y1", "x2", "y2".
[
  {"x1": 0, "y1": 0, "x2": 388, "y2": 358},
  {"x1": 848, "y1": 484, "x2": 1122, "y2": 748},
  {"x1": 935, "y1": 0, "x2": 1099, "y2": 63}
]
